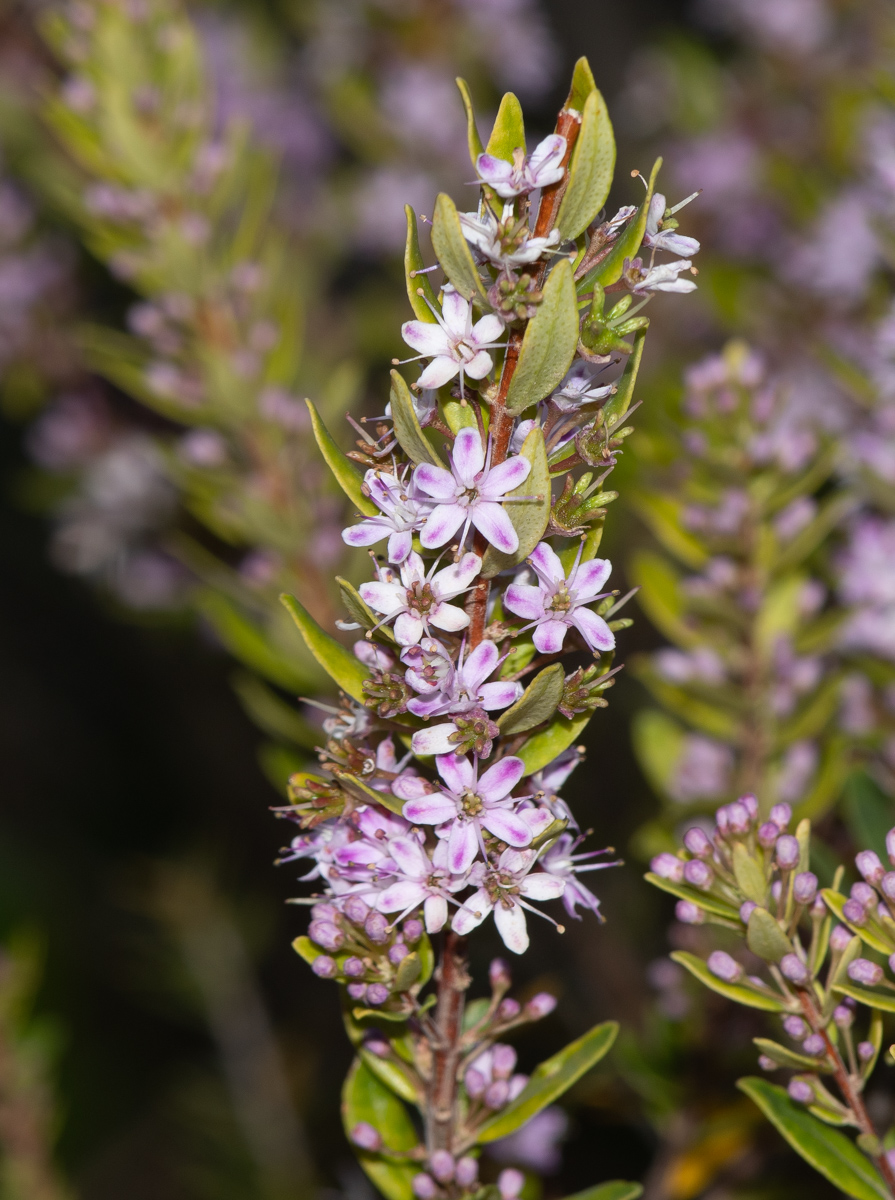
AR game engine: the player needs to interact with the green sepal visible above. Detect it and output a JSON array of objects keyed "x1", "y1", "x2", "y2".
[
  {"x1": 737, "y1": 1077, "x2": 890, "y2": 1200},
  {"x1": 480, "y1": 424, "x2": 550, "y2": 578},
  {"x1": 498, "y1": 664, "x2": 564, "y2": 735},
  {"x1": 404, "y1": 205, "x2": 439, "y2": 322},
  {"x1": 589, "y1": 158, "x2": 662, "y2": 288},
  {"x1": 337, "y1": 576, "x2": 397, "y2": 643},
  {"x1": 746, "y1": 907, "x2": 793, "y2": 963},
  {"x1": 280, "y1": 593, "x2": 368, "y2": 702},
  {"x1": 832, "y1": 984, "x2": 895, "y2": 1014},
  {"x1": 822, "y1": 889, "x2": 895, "y2": 954},
  {"x1": 475, "y1": 1021, "x2": 618, "y2": 1143},
  {"x1": 600, "y1": 327, "x2": 646, "y2": 431},
  {"x1": 306, "y1": 399, "x2": 376, "y2": 515},
  {"x1": 389, "y1": 370, "x2": 445, "y2": 467},
  {"x1": 455, "y1": 77, "x2": 485, "y2": 165},
  {"x1": 560, "y1": 1185, "x2": 642, "y2": 1200},
  {"x1": 342, "y1": 1059, "x2": 420, "y2": 1199},
  {"x1": 564, "y1": 56, "x2": 597, "y2": 114},
  {"x1": 293, "y1": 935, "x2": 322, "y2": 967},
  {"x1": 733, "y1": 844, "x2": 768, "y2": 906},
  {"x1": 555, "y1": 88, "x2": 615, "y2": 241},
  {"x1": 516, "y1": 709, "x2": 590, "y2": 777},
  {"x1": 485, "y1": 92, "x2": 525, "y2": 160},
  {"x1": 753, "y1": 1037, "x2": 834, "y2": 1073},
  {"x1": 431, "y1": 193, "x2": 489, "y2": 304},
  {"x1": 644, "y1": 874, "x2": 741, "y2": 922},
  {"x1": 505, "y1": 257, "x2": 579, "y2": 415},
  {"x1": 671, "y1": 951, "x2": 790, "y2": 1012}
]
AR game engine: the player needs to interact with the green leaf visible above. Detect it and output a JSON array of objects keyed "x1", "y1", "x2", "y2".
[
  {"x1": 591, "y1": 158, "x2": 662, "y2": 288},
  {"x1": 231, "y1": 672, "x2": 319, "y2": 748},
  {"x1": 555, "y1": 88, "x2": 615, "y2": 241},
  {"x1": 498, "y1": 664, "x2": 564, "y2": 735},
  {"x1": 332, "y1": 768, "x2": 406, "y2": 818},
  {"x1": 746, "y1": 907, "x2": 792, "y2": 962},
  {"x1": 629, "y1": 552, "x2": 698, "y2": 648},
  {"x1": 561, "y1": 1185, "x2": 642, "y2": 1200},
  {"x1": 734, "y1": 845, "x2": 769, "y2": 906},
  {"x1": 631, "y1": 709, "x2": 687, "y2": 800},
  {"x1": 306, "y1": 399, "x2": 376, "y2": 515},
  {"x1": 629, "y1": 494, "x2": 707, "y2": 572},
  {"x1": 455, "y1": 77, "x2": 485, "y2": 165},
  {"x1": 431, "y1": 193, "x2": 488, "y2": 304},
  {"x1": 832, "y1": 984, "x2": 895, "y2": 1014},
  {"x1": 197, "y1": 592, "x2": 314, "y2": 692},
  {"x1": 753, "y1": 1038, "x2": 833, "y2": 1073},
  {"x1": 671, "y1": 951, "x2": 790, "y2": 1012},
  {"x1": 439, "y1": 396, "x2": 477, "y2": 434},
  {"x1": 476, "y1": 1021, "x2": 618, "y2": 1143},
  {"x1": 280, "y1": 593, "x2": 368, "y2": 702},
  {"x1": 337, "y1": 576, "x2": 397, "y2": 643},
  {"x1": 564, "y1": 56, "x2": 597, "y2": 115},
  {"x1": 404, "y1": 205, "x2": 439, "y2": 322},
  {"x1": 359, "y1": 1048, "x2": 420, "y2": 1106},
  {"x1": 644, "y1": 874, "x2": 741, "y2": 922},
  {"x1": 486, "y1": 92, "x2": 525, "y2": 160},
  {"x1": 292, "y1": 935, "x2": 322, "y2": 967},
  {"x1": 822, "y1": 889, "x2": 895, "y2": 955},
  {"x1": 737, "y1": 1077, "x2": 890, "y2": 1200},
  {"x1": 480, "y1": 424, "x2": 550, "y2": 578},
  {"x1": 505, "y1": 258, "x2": 579, "y2": 416},
  {"x1": 463, "y1": 997, "x2": 491, "y2": 1032},
  {"x1": 516, "y1": 709, "x2": 591, "y2": 777},
  {"x1": 342, "y1": 1060, "x2": 420, "y2": 1200},
  {"x1": 601, "y1": 328, "x2": 649, "y2": 434},
  {"x1": 389, "y1": 370, "x2": 445, "y2": 467},
  {"x1": 843, "y1": 770, "x2": 894, "y2": 861},
  {"x1": 393, "y1": 952, "x2": 422, "y2": 992}
]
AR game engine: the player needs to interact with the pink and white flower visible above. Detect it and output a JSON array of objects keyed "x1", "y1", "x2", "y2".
[
  {"x1": 394, "y1": 753, "x2": 530, "y2": 874},
  {"x1": 375, "y1": 835, "x2": 465, "y2": 933},
  {"x1": 624, "y1": 257, "x2": 697, "y2": 295},
  {"x1": 539, "y1": 833, "x2": 619, "y2": 919},
  {"x1": 342, "y1": 467, "x2": 429, "y2": 564},
  {"x1": 504, "y1": 541, "x2": 615, "y2": 655},
  {"x1": 475, "y1": 135, "x2": 567, "y2": 199},
  {"x1": 550, "y1": 362, "x2": 614, "y2": 413},
  {"x1": 408, "y1": 640, "x2": 523, "y2": 755},
  {"x1": 451, "y1": 847, "x2": 566, "y2": 954},
  {"x1": 414, "y1": 427, "x2": 531, "y2": 554},
  {"x1": 359, "y1": 550, "x2": 481, "y2": 646},
  {"x1": 401, "y1": 288, "x2": 505, "y2": 391},
  {"x1": 643, "y1": 193, "x2": 701, "y2": 258},
  {"x1": 460, "y1": 203, "x2": 561, "y2": 268}
]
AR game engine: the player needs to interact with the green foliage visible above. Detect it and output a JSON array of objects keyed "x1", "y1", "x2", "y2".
[
  {"x1": 556, "y1": 88, "x2": 616, "y2": 241},
  {"x1": 431, "y1": 193, "x2": 490, "y2": 304},
  {"x1": 497, "y1": 664, "x2": 565, "y2": 735},
  {"x1": 404, "y1": 205, "x2": 439, "y2": 323},
  {"x1": 280, "y1": 594, "x2": 368, "y2": 701},
  {"x1": 342, "y1": 1060, "x2": 419, "y2": 1200},
  {"x1": 562, "y1": 1185, "x2": 642, "y2": 1200},
  {"x1": 670, "y1": 953, "x2": 790, "y2": 1013},
  {"x1": 505, "y1": 258, "x2": 579, "y2": 415},
  {"x1": 307, "y1": 400, "x2": 376, "y2": 515},
  {"x1": 485, "y1": 92, "x2": 526, "y2": 160},
  {"x1": 389, "y1": 370, "x2": 445, "y2": 467}
]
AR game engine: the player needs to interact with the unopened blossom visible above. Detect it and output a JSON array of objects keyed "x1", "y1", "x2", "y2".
[
  {"x1": 539, "y1": 832, "x2": 618, "y2": 918},
  {"x1": 358, "y1": 550, "x2": 480, "y2": 645},
  {"x1": 460, "y1": 202, "x2": 561, "y2": 268},
  {"x1": 342, "y1": 467, "x2": 429, "y2": 563},
  {"x1": 504, "y1": 541, "x2": 615, "y2": 655},
  {"x1": 550, "y1": 362, "x2": 614, "y2": 413},
  {"x1": 394, "y1": 752, "x2": 530, "y2": 873},
  {"x1": 624, "y1": 257, "x2": 697, "y2": 294},
  {"x1": 452, "y1": 846, "x2": 566, "y2": 953},
  {"x1": 643, "y1": 193, "x2": 701, "y2": 257},
  {"x1": 401, "y1": 287, "x2": 505, "y2": 390},
  {"x1": 414, "y1": 426, "x2": 532, "y2": 554},
  {"x1": 475, "y1": 134, "x2": 567, "y2": 198},
  {"x1": 376, "y1": 836, "x2": 464, "y2": 932}
]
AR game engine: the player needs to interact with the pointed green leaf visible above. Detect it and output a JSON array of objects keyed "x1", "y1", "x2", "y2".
[
  {"x1": 393, "y1": 952, "x2": 422, "y2": 992},
  {"x1": 390, "y1": 370, "x2": 444, "y2": 467},
  {"x1": 601, "y1": 327, "x2": 647, "y2": 431},
  {"x1": 562, "y1": 1185, "x2": 642, "y2": 1200},
  {"x1": 644, "y1": 874, "x2": 741, "y2": 922},
  {"x1": 832, "y1": 984, "x2": 895, "y2": 1014},
  {"x1": 280, "y1": 593, "x2": 368, "y2": 702},
  {"x1": 737, "y1": 1077, "x2": 890, "y2": 1200},
  {"x1": 516, "y1": 709, "x2": 591, "y2": 777},
  {"x1": 456, "y1": 78, "x2": 485, "y2": 165},
  {"x1": 555, "y1": 88, "x2": 615, "y2": 241},
  {"x1": 404, "y1": 205, "x2": 439, "y2": 322},
  {"x1": 505, "y1": 258, "x2": 579, "y2": 415},
  {"x1": 337, "y1": 576, "x2": 397, "y2": 643},
  {"x1": 359, "y1": 1048, "x2": 420, "y2": 1106},
  {"x1": 747, "y1": 907, "x2": 792, "y2": 963},
  {"x1": 671, "y1": 951, "x2": 789, "y2": 1012},
  {"x1": 822, "y1": 889, "x2": 895, "y2": 955},
  {"x1": 734, "y1": 845, "x2": 768, "y2": 906},
  {"x1": 306, "y1": 399, "x2": 376, "y2": 515},
  {"x1": 590, "y1": 158, "x2": 662, "y2": 288},
  {"x1": 343, "y1": 1059, "x2": 420, "y2": 1200},
  {"x1": 431, "y1": 193, "x2": 488, "y2": 304},
  {"x1": 498, "y1": 664, "x2": 564, "y2": 735},
  {"x1": 481, "y1": 424, "x2": 550, "y2": 577},
  {"x1": 476, "y1": 1021, "x2": 618, "y2": 1143},
  {"x1": 564, "y1": 57, "x2": 597, "y2": 114},
  {"x1": 331, "y1": 768, "x2": 406, "y2": 818},
  {"x1": 486, "y1": 92, "x2": 525, "y2": 159},
  {"x1": 439, "y1": 396, "x2": 477, "y2": 434},
  {"x1": 753, "y1": 1038, "x2": 834, "y2": 1073}
]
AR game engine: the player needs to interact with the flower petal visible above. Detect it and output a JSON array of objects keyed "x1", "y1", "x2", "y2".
[
  {"x1": 407, "y1": 693, "x2": 451, "y2": 718},
  {"x1": 482, "y1": 807, "x2": 533, "y2": 847},
  {"x1": 430, "y1": 601, "x2": 471, "y2": 633},
  {"x1": 451, "y1": 889, "x2": 492, "y2": 935},
  {"x1": 528, "y1": 134, "x2": 566, "y2": 180},
  {"x1": 476, "y1": 153, "x2": 515, "y2": 186},
  {"x1": 448, "y1": 819, "x2": 479, "y2": 874},
  {"x1": 520, "y1": 872, "x2": 566, "y2": 901},
  {"x1": 440, "y1": 288, "x2": 469, "y2": 335},
  {"x1": 392, "y1": 774, "x2": 431, "y2": 801},
  {"x1": 479, "y1": 680, "x2": 524, "y2": 710},
  {"x1": 424, "y1": 894, "x2": 448, "y2": 932},
  {"x1": 358, "y1": 581, "x2": 405, "y2": 615},
  {"x1": 402, "y1": 793, "x2": 459, "y2": 825},
  {"x1": 452, "y1": 427, "x2": 485, "y2": 484},
  {"x1": 529, "y1": 541, "x2": 565, "y2": 585},
  {"x1": 394, "y1": 611, "x2": 425, "y2": 645},
  {"x1": 533, "y1": 619, "x2": 569, "y2": 655},
  {"x1": 504, "y1": 583, "x2": 545, "y2": 621},
  {"x1": 463, "y1": 349, "x2": 495, "y2": 381},
  {"x1": 472, "y1": 502, "x2": 519, "y2": 554},
  {"x1": 462, "y1": 640, "x2": 499, "y2": 691},
  {"x1": 472, "y1": 314, "x2": 505, "y2": 345},
  {"x1": 417, "y1": 356, "x2": 461, "y2": 390},
  {"x1": 413, "y1": 463, "x2": 459, "y2": 502},
  {"x1": 402, "y1": 321, "x2": 450, "y2": 356},
  {"x1": 420, "y1": 502, "x2": 467, "y2": 549},
  {"x1": 387, "y1": 529, "x2": 413, "y2": 564},
  {"x1": 480, "y1": 455, "x2": 531, "y2": 499},
  {"x1": 570, "y1": 607, "x2": 616, "y2": 653},
  {"x1": 377, "y1": 880, "x2": 427, "y2": 912},
  {"x1": 436, "y1": 752, "x2": 474, "y2": 794},
  {"x1": 388, "y1": 836, "x2": 427, "y2": 878},
  {"x1": 411, "y1": 723, "x2": 459, "y2": 756},
  {"x1": 571, "y1": 556, "x2": 612, "y2": 600},
  {"x1": 433, "y1": 551, "x2": 483, "y2": 594},
  {"x1": 478, "y1": 755, "x2": 525, "y2": 801},
  {"x1": 342, "y1": 521, "x2": 388, "y2": 547},
  {"x1": 494, "y1": 900, "x2": 529, "y2": 954}
]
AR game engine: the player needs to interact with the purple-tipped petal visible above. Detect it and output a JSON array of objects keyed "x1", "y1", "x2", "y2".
[
  {"x1": 394, "y1": 612, "x2": 425, "y2": 645},
  {"x1": 387, "y1": 530, "x2": 413, "y2": 563},
  {"x1": 407, "y1": 693, "x2": 450, "y2": 718},
  {"x1": 411, "y1": 723, "x2": 459, "y2": 756},
  {"x1": 441, "y1": 288, "x2": 469, "y2": 334},
  {"x1": 504, "y1": 583, "x2": 545, "y2": 621},
  {"x1": 571, "y1": 557, "x2": 612, "y2": 600},
  {"x1": 452, "y1": 427, "x2": 485, "y2": 484},
  {"x1": 436, "y1": 752, "x2": 475, "y2": 794},
  {"x1": 528, "y1": 541, "x2": 565, "y2": 585},
  {"x1": 533, "y1": 619, "x2": 569, "y2": 655},
  {"x1": 402, "y1": 793, "x2": 459, "y2": 825},
  {"x1": 378, "y1": 880, "x2": 426, "y2": 912},
  {"x1": 342, "y1": 521, "x2": 387, "y2": 548},
  {"x1": 358, "y1": 581, "x2": 405, "y2": 614},
  {"x1": 402, "y1": 321, "x2": 451, "y2": 356},
  {"x1": 478, "y1": 755, "x2": 525, "y2": 801},
  {"x1": 413, "y1": 463, "x2": 459, "y2": 502},
  {"x1": 570, "y1": 607, "x2": 615, "y2": 653},
  {"x1": 420, "y1": 502, "x2": 466, "y2": 549},
  {"x1": 476, "y1": 153, "x2": 515, "y2": 185},
  {"x1": 388, "y1": 837, "x2": 427, "y2": 878},
  {"x1": 418, "y1": 356, "x2": 461, "y2": 390},
  {"x1": 472, "y1": 502, "x2": 519, "y2": 554},
  {"x1": 463, "y1": 640, "x2": 499, "y2": 690},
  {"x1": 482, "y1": 807, "x2": 532, "y2": 847},
  {"x1": 434, "y1": 552, "x2": 483, "y2": 593},
  {"x1": 529, "y1": 134, "x2": 566, "y2": 176},
  {"x1": 479, "y1": 681, "x2": 524, "y2": 710},
  {"x1": 448, "y1": 819, "x2": 479, "y2": 873},
  {"x1": 480, "y1": 455, "x2": 531, "y2": 498}
]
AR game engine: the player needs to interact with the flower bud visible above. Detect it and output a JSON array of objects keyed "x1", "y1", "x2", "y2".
[
  {"x1": 364, "y1": 1036, "x2": 391, "y2": 1057},
  {"x1": 783, "y1": 1016, "x2": 807, "y2": 1039},
  {"x1": 834, "y1": 1005, "x2": 854, "y2": 1028},
  {"x1": 707, "y1": 951, "x2": 742, "y2": 982},
  {"x1": 490, "y1": 958, "x2": 511, "y2": 990},
  {"x1": 757, "y1": 822, "x2": 779, "y2": 849},
  {"x1": 526, "y1": 992, "x2": 557, "y2": 1019},
  {"x1": 811, "y1": 896, "x2": 826, "y2": 919},
  {"x1": 715, "y1": 805, "x2": 730, "y2": 834},
  {"x1": 311, "y1": 903, "x2": 340, "y2": 923},
  {"x1": 412, "y1": 1175, "x2": 437, "y2": 1200},
  {"x1": 312, "y1": 955, "x2": 338, "y2": 979},
  {"x1": 740, "y1": 794, "x2": 759, "y2": 820},
  {"x1": 887, "y1": 827, "x2": 895, "y2": 866},
  {"x1": 650, "y1": 853, "x2": 684, "y2": 882},
  {"x1": 770, "y1": 803, "x2": 792, "y2": 830},
  {"x1": 848, "y1": 958, "x2": 884, "y2": 987},
  {"x1": 347, "y1": 982, "x2": 367, "y2": 1000},
  {"x1": 889, "y1": 952, "x2": 895, "y2": 975},
  {"x1": 508, "y1": 1074, "x2": 528, "y2": 1100},
  {"x1": 683, "y1": 827, "x2": 713, "y2": 858},
  {"x1": 858, "y1": 1041, "x2": 876, "y2": 1061},
  {"x1": 492, "y1": 1044, "x2": 517, "y2": 1079},
  {"x1": 351, "y1": 1122, "x2": 382, "y2": 1151},
  {"x1": 727, "y1": 802, "x2": 751, "y2": 834},
  {"x1": 402, "y1": 919, "x2": 423, "y2": 943},
  {"x1": 830, "y1": 924, "x2": 853, "y2": 952},
  {"x1": 455, "y1": 1157, "x2": 478, "y2": 1187},
  {"x1": 343, "y1": 896, "x2": 370, "y2": 925},
  {"x1": 775, "y1": 836, "x2": 799, "y2": 869},
  {"x1": 856, "y1": 851, "x2": 885, "y2": 885},
  {"x1": 485, "y1": 1079, "x2": 510, "y2": 1109},
  {"x1": 465, "y1": 1066, "x2": 486, "y2": 1099},
  {"x1": 429, "y1": 1151, "x2": 454, "y2": 1183},
  {"x1": 802, "y1": 1034, "x2": 825, "y2": 1056},
  {"x1": 758, "y1": 1055, "x2": 776, "y2": 1071},
  {"x1": 366, "y1": 983, "x2": 390, "y2": 1006},
  {"x1": 498, "y1": 1169, "x2": 525, "y2": 1200},
  {"x1": 881, "y1": 874, "x2": 895, "y2": 901},
  {"x1": 683, "y1": 859, "x2": 713, "y2": 890},
  {"x1": 739, "y1": 900, "x2": 757, "y2": 924},
  {"x1": 788, "y1": 1079, "x2": 814, "y2": 1104},
  {"x1": 364, "y1": 912, "x2": 390, "y2": 944},
  {"x1": 676, "y1": 900, "x2": 704, "y2": 924},
  {"x1": 308, "y1": 920, "x2": 344, "y2": 952},
  {"x1": 498, "y1": 998, "x2": 521, "y2": 1020},
  {"x1": 781, "y1": 954, "x2": 809, "y2": 984},
  {"x1": 388, "y1": 942, "x2": 409, "y2": 965},
  {"x1": 879, "y1": 902, "x2": 889, "y2": 921},
  {"x1": 343, "y1": 956, "x2": 366, "y2": 978},
  {"x1": 793, "y1": 872, "x2": 818, "y2": 905},
  {"x1": 851, "y1": 882, "x2": 877, "y2": 910},
  {"x1": 843, "y1": 899, "x2": 867, "y2": 926},
  {"x1": 770, "y1": 880, "x2": 782, "y2": 902}
]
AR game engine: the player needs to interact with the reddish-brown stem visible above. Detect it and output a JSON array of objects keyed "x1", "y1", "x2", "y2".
[
  {"x1": 798, "y1": 989, "x2": 895, "y2": 1194},
  {"x1": 426, "y1": 933, "x2": 469, "y2": 1154}
]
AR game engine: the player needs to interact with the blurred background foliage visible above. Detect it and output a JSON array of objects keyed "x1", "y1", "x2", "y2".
[{"x1": 1, "y1": 0, "x2": 894, "y2": 1197}]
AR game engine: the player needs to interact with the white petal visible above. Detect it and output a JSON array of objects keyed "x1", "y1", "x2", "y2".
[{"x1": 494, "y1": 901, "x2": 529, "y2": 954}]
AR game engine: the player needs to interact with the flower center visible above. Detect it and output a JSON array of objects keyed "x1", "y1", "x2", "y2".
[
  {"x1": 549, "y1": 585, "x2": 573, "y2": 614},
  {"x1": 461, "y1": 789, "x2": 484, "y2": 816},
  {"x1": 460, "y1": 486, "x2": 479, "y2": 508},
  {"x1": 405, "y1": 580, "x2": 436, "y2": 615}
]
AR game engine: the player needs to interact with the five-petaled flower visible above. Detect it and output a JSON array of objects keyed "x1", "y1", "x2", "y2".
[
  {"x1": 451, "y1": 846, "x2": 566, "y2": 954},
  {"x1": 394, "y1": 753, "x2": 530, "y2": 874},
  {"x1": 359, "y1": 550, "x2": 481, "y2": 646},
  {"x1": 504, "y1": 541, "x2": 616, "y2": 655},
  {"x1": 414, "y1": 426, "x2": 532, "y2": 554},
  {"x1": 375, "y1": 835, "x2": 464, "y2": 933},
  {"x1": 341, "y1": 467, "x2": 429, "y2": 563},
  {"x1": 475, "y1": 135, "x2": 567, "y2": 199},
  {"x1": 460, "y1": 202, "x2": 562, "y2": 268},
  {"x1": 401, "y1": 287, "x2": 505, "y2": 391}
]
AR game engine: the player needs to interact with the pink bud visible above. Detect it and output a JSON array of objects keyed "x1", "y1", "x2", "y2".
[
  {"x1": 740, "y1": 900, "x2": 757, "y2": 924},
  {"x1": 707, "y1": 951, "x2": 742, "y2": 982},
  {"x1": 683, "y1": 859, "x2": 713, "y2": 890},
  {"x1": 887, "y1": 827, "x2": 895, "y2": 866},
  {"x1": 788, "y1": 1079, "x2": 814, "y2": 1104},
  {"x1": 490, "y1": 958, "x2": 511, "y2": 990},
  {"x1": 793, "y1": 872, "x2": 818, "y2": 905},
  {"x1": 676, "y1": 900, "x2": 704, "y2": 924},
  {"x1": 343, "y1": 957, "x2": 366, "y2": 978},
  {"x1": 780, "y1": 954, "x2": 809, "y2": 984},
  {"x1": 491, "y1": 1044, "x2": 517, "y2": 1079},
  {"x1": 650, "y1": 853, "x2": 684, "y2": 882},
  {"x1": 388, "y1": 942, "x2": 409, "y2": 965},
  {"x1": 312, "y1": 955, "x2": 338, "y2": 979},
  {"x1": 683, "y1": 827, "x2": 713, "y2": 858},
  {"x1": 347, "y1": 982, "x2": 367, "y2": 1000},
  {"x1": 802, "y1": 1034, "x2": 825, "y2": 1056},
  {"x1": 498, "y1": 998, "x2": 521, "y2": 1020},
  {"x1": 364, "y1": 912, "x2": 390, "y2": 944},
  {"x1": 858, "y1": 1041, "x2": 876, "y2": 1061},
  {"x1": 498, "y1": 1169, "x2": 525, "y2": 1200},
  {"x1": 856, "y1": 851, "x2": 885, "y2": 885},
  {"x1": 770, "y1": 803, "x2": 792, "y2": 830},
  {"x1": 834, "y1": 1005, "x2": 854, "y2": 1028},
  {"x1": 508, "y1": 1074, "x2": 528, "y2": 1100},
  {"x1": 526, "y1": 992, "x2": 557, "y2": 1019},
  {"x1": 770, "y1": 880, "x2": 782, "y2": 902},
  {"x1": 830, "y1": 924, "x2": 853, "y2": 951},
  {"x1": 757, "y1": 823, "x2": 779, "y2": 849},
  {"x1": 485, "y1": 1079, "x2": 510, "y2": 1109},
  {"x1": 412, "y1": 1175, "x2": 437, "y2": 1200},
  {"x1": 848, "y1": 958, "x2": 884, "y2": 987},
  {"x1": 308, "y1": 920, "x2": 344, "y2": 952},
  {"x1": 758, "y1": 1054, "x2": 776, "y2": 1071},
  {"x1": 889, "y1": 952, "x2": 895, "y2": 975},
  {"x1": 740, "y1": 793, "x2": 759, "y2": 820},
  {"x1": 311, "y1": 902, "x2": 340, "y2": 923},
  {"x1": 783, "y1": 1016, "x2": 807, "y2": 1038},
  {"x1": 351, "y1": 1122, "x2": 382, "y2": 1151},
  {"x1": 851, "y1": 882, "x2": 877, "y2": 910},
  {"x1": 843, "y1": 899, "x2": 868, "y2": 926},
  {"x1": 366, "y1": 983, "x2": 390, "y2": 1006},
  {"x1": 343, "y1": 895, "x2": 370, "y2": 925},
  {"x1": 402, "y1": 919, "x2": 423, "y2": 943},
  {"x1": 465, "y1": 1068, "x2": 486, "y2": 1099},
  {"x1": 881, "y1": 873, "x2": 895, "y2": 901},
  {"x1": 364, "y1": 1036, "x2": 390, "y2": 1057},
  {"x1": 429, "y1": 1151, "x2": 454, "y2": 1183},
  {"x1": 775, "y1": 836, "x2": 799, "y2": 869},
  {"x1": 715, "y1": 805, "x2": 731, "y2": 833},
  {"x1": 727, "y1": 802, "x2": 751, "y2": 833},
  {"x1": 455, "y1": 1158, "x2": 478, "y2": 1187}
]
